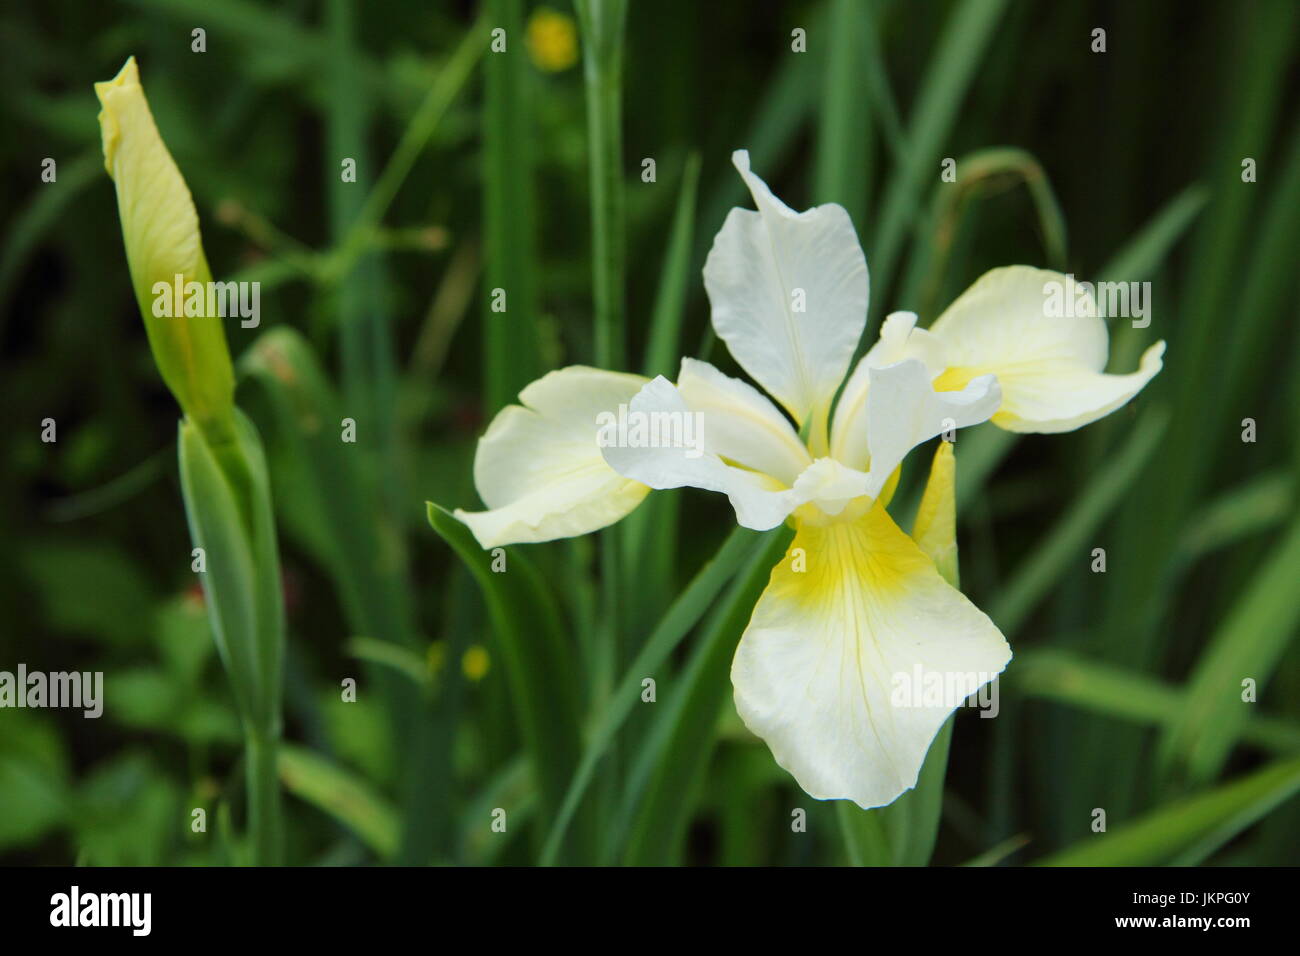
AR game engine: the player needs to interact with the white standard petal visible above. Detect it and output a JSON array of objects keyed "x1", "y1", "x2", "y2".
[
  {"x1": 928, "y1": 266, "x2": 1165, "y2": 433},
  {"x1": 601, "y1": 376, "x2": 803, "y2": 531},
  {"x1": 731, "y1": 500, "x2": 1011, "y2": 809},
  {"x1": 791, "y1": 457, "x2": 872, "y2": 517},
  {"x1": 677, "y1": 357, "x2": 811, "y2": 484},
  {"x1": 861, "y1": 311, "x2": 947, "y2": 374},
  {"x1": 454, "y1": 366, "x2": 650, "y2": 548},
  {"x1": 703, "y1": 149, "x2": 868, "y2": 426},
  {"x1": 863, "y1": 359, "x2": 1000, "y2": 498},
  {"x1": 830, "y1": 311, "x2": 949, "y2": 469}
]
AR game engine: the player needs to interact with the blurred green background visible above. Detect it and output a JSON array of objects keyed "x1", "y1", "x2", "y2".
[{"x1": 2, "y1": 0, "x2": 1298, "y2": 866}]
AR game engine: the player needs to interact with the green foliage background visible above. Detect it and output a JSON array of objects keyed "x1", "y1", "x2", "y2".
[{"x1": 1, "y1": 0, "x2": 1298, "y2": 865}]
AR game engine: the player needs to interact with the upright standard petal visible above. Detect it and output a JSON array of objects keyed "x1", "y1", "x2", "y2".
[
  {"x1": 454, "y1": 366, "x2": 650, "y2": 548},
  {"x1": 928, "y1": 266, "x2": 1165, "y2": 433},
  {"x1": 863, "y1": 359, "x2": 1000, "y2": 498},
  {"x1": 830, "y1": 311, "x2": 948, "y2": 469},
  {"x1": 731, "y1": 500, "x2": 1011, "y2": 809},
  {"x1": 600, "y1": 376, "x2": 803, "y2": 531},
  {"x1": 96, "y1": 56, "x2": 236, "y2": 439},
  {"x1": 703, "y1": 150, "x2": 868, "y2": 427}
]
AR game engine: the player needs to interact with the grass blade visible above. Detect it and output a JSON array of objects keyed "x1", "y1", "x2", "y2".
[
  {"x1": 278, "y1": 744, "x2": 399, "y2": 859},
  {"x1": 867, "y1": 0, "x2": 1009, "y2": 330},
  {"x1": 813, "y1": 0, "x2": 871, "y2": 227},
  {"x1": 242, "y1": 328, "x2": 415, "y2": 650},
  {"x1": 1015, "y1": 649, "x2": 1300, "y2": 754},
  {"x1": 1037, "y1": 756, "x2": 1300, "y2": 866},
  {"x1": 616, "y1": 528, "x2": 792, "y2": 865},
  {"x1": 426, "y1": 503, "x2": 582, "y2": 852},
  {"x1": 1175, "y1": 470, "x2": 1293, "y2": 569},
  {"x1": 642, "y1": 153, "x2": 702, "y2": 380},
  {"x1": 1158, "y1": 512, "x2": 1300, "y2": 786},
  {"x1": 1095, "y1": 184, "x2": 1209, "y2": 284},
  {"x1": 484, "y1": 0, "x2": 541, "y2": 411},
  {"x1": 991, "y1": 409, "x2": 1168, "y2": 635},
  {"x1": 539, "y1": 526, "x2": 759, "y2": 865}
]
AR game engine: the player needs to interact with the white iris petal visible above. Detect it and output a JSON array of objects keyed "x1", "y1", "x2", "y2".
[
  {"x1": 863, "y1": 359, "x2": 1001, "y2": 499},
  {"x1": 453, "y1": 366, "x2": 651, "y2": 548},
  {"x1": 703, "y1": 150, "x2": 868, "y2": 427},
  {"x1": 928, "y1": 265, "x2": 1164, "y2": 433}
]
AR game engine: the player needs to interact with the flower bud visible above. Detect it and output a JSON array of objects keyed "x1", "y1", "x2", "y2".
[{"x1": 96, "y1": 57, "x2": 235, "y2": 440}]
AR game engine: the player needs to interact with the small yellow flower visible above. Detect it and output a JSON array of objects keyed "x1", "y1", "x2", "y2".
[
  {"x1": 527, "y1": 7, "x2": 579, "y2": 72},
  {"x1": 462, "y1": 645, "x2": 491, "y2": 681}
]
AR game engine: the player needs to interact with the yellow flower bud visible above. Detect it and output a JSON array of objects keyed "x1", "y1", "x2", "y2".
[
  {"x1": 526, "y1": 7, "x2": 579, "y2": 72},
  {"x1": 462, "y1": 645, "x2": 491, "y2": 682},
  {"x1": 96, "y1": 57, "x2": 235, "y2": 441}
]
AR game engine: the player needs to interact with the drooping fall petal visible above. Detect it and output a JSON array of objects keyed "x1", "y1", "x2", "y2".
[
  {"x1": 454, "y1": 366, "x2": 650, "y2": 547},
  {"x1": 731, "y1": 500, "x2": 1010, "y2": 809},
  {"x1": 928, "y1": 266, "x2": 1164, "y2": 433}
]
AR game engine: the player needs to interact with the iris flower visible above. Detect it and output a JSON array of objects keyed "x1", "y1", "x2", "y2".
[{"x1": 455, "y1": 150, "x2": 1164, "y2": 808}]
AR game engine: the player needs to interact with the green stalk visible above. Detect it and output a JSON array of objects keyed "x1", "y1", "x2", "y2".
[
  {"x1": 484, "y1": 0, "x2": 541, "y2": 412},
  {"x1": 576, "y1": 0, "x2": 629, "y2": 371},
  {"x1": 865, "y1": 0, "x2": 1007, "y2": 335},
  {"x1": 328, "y1": 16, "x2": 486, "y2": 279},
  {"x1": 178, "y1": 413, "x2": 285, "y2": 866},
  {"x1": 577, "y1": 1, "x2": 630, "y2": 823},
  {"x1": 245, "y1": 732, "x2": 282, "y2": 866},
  {"x1": 813, "y1": 0, "x2": 871, "y2": 227}
]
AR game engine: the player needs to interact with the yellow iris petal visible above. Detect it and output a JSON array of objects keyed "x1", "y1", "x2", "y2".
[
  {"x1": 927, "y1": 267, "x2": 1164, "y2": 433},
  {"x1": 96, "y1": 57, "x2": 235, "y2": 441},
  {"x1": 912, "y1": 441, "x2": 958, "y2": 587},
  {"x1": 731, "y1": 498, "x2": 1009, "y2": 808}
]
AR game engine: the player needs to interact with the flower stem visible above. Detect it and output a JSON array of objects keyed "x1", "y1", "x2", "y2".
[
  {"x1": 576, "y1": 0, "x2": 628, "y2": 372},
  {"x1": 245, "y1": 731, "x2": 282, "y2": 866},
  {"x1": 578, "y1": 1, "x2": 628, "y2": 848}
]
